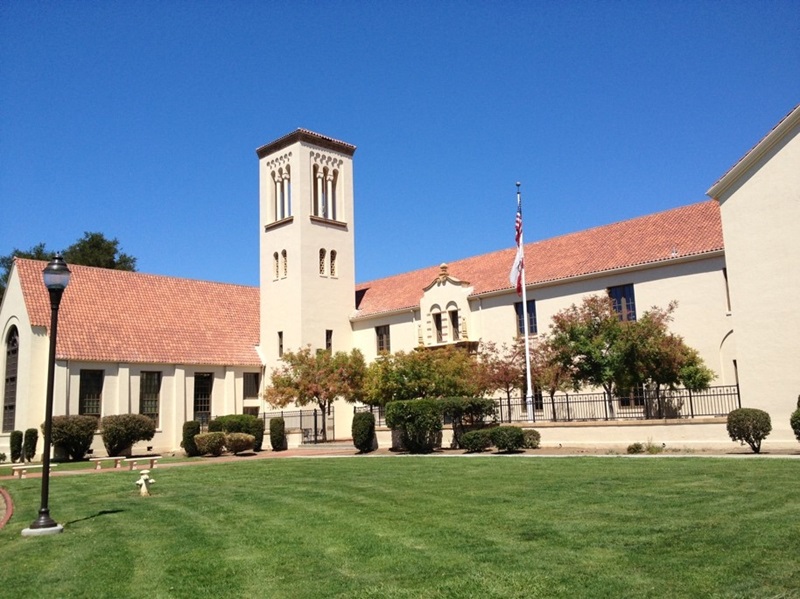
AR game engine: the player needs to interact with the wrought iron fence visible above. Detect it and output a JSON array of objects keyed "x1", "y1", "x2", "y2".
[
  {"x1": 260, "y1": 408, "x2": 335, "y2": 443},
  {"x1": 355, "y1": 385, "x2": 740, "y2": 427},
  {"x1": 495, "y1": 385, "x2": 741, "y2": 424},
  {"x1": 354, "y1": 405, "x2": 386, "y2": 427}
]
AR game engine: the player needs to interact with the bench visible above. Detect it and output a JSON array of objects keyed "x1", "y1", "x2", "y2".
[
  {"x1": 89, "y1": 456, "x2": 126, "y2": 470},
  {"x1": 11, "y1": 464, "x2": 58, "y2": 479},
  {"x1": 124, "y1": 456, "x2": 161, "y2": 471}
]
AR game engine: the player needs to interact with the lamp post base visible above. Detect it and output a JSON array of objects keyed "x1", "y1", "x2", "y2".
[{"x1": 21, "y1": 524, "x2": 63, "y2": 537}]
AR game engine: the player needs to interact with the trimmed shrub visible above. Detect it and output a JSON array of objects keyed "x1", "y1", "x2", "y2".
[
  {"x1": 791, "y1": 395, "x2": 800, "y2": 443},
  {"x1": 490, "y1": 426, "x2": 525, "y2": 453},
  {"x1": 385, "y1": 399, "x2": 443, "y2": 454},
  {"x1": 181, "y1": 421, "x2": 202, "y2": 457},
  {"x1": 100, "y1": 414, "x2": 156, "y2": 457},
  {"x1": 10, "y1": 430, "x2": 23, "y2": 463},
  {"x1": 440, "y1": 397, "x2": 496, "y2": 449},
  {"x1": 352, "y1": 412, "x2": 376, "y2": 453},
  {"x1": 627, "y1": 442, "x2": 645, "y2": 454},
  {"x1": 23, "y1": 428, "x2": 39, "y2": 462},
  {"x1": 0, "y1": 453, "x2": 6, "y2": 463},
  {"x1": 522, "y1": 429, "x2": 541, "y2": 450},
  {"x1": 270, "y1": 417, "x2": 286, "y2": 451},
  {"x1": 461, "y1": 429, "x2": 492, "y2": 453},
  {"x1": 225, "y1": 432, "x2": 255, "y2": 455},
  {"x1": 210, "y1": 414, "x2": 264, "y2": 451},
  {"x1": 727, "y1": 408, "x2": 772, "y2": 454},
  {"x1": 791, "y1": 409, "x2": 800, "y2": 443},
  {"x1": 50, "y1": 415, "x2": 98, "y2": 461},
  {"x1": 194, "y1": 432, "x2": 226, "y2": 456}
]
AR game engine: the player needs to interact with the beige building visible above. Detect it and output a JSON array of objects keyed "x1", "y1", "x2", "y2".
[
  {"x1": 1, "y1": 110, "x2": 798, "y2": 457},
  {"x1": 707, "y1": 103, "x2": 800, "y2": 446}
]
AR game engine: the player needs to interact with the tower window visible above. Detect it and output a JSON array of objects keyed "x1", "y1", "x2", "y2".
[
  {"x1": 319, "y1": 249, "x2": 326, "y2": 275},
  {"x1": 278, "y1": 331, "x2": 284, "y2": 357},
  {"x1": 312, "y1": 161, "x2": 341, "y2": 221},
  {"x1": 273, "y1": 252, "x2": 279, "y2": 280},
  {"x1": 330, "y1": 250, "x2": 337, "y2": 277},
  {"x1": 326, "y1": 330, "x2": 333, "y2": 351},
  {"x1": 281, "y1": 250, "x2": 287, "y2": 278}
]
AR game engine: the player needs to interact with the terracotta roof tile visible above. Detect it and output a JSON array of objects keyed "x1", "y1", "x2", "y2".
[
  {"x1": 354, "y1": 200, "x2": 723, "y2": 317},
  {"x1": 17, "y1": 260, "x2": 260, "y2": 366}
]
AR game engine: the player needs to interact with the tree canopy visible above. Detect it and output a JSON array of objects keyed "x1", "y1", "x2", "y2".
[
  {"x1": 0, "y1": 232, "x2": 136, "y2": 302},
  {"x1": 363, "y1": 346, "x2": 485, "y2": 406},
  {"x1": 264, "y1": 347, "x2": 366, "y2": 440}
]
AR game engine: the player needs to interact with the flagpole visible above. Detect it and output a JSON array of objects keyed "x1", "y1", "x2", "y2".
[{"x1": 517, "y1": 183, "x2": 535, "y2": 420}]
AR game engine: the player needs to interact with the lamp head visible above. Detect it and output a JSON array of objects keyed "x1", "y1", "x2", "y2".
[{"x1": 42, "y1": 254, "x2": 71, "y2": 291}]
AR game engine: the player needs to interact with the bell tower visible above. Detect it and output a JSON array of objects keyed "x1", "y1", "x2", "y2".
[{"x1": 256, "y1": 129, "x2": 357, "y2": 366}]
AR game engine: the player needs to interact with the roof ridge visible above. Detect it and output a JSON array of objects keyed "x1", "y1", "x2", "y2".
[
  {"x1": 356, "y1": 199, "x2": 716, "y2": 287},
  {"x1": 13, "y1": 258, "x2": 258, "y2": 290}
]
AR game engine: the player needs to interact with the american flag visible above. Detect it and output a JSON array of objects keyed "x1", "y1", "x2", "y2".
[{"x1": 509, "y1": 195, "x2": 524, "y2": 295}]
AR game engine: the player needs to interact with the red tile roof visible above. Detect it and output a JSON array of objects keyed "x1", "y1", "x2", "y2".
[
  {"x1": 354, "y1": 200, "x2": 723, "y2": 317},
  {"x1": 16, "y1": 260, "x2": 260, "y2": 365}
]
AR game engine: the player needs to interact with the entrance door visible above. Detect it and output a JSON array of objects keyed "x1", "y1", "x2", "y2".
[{"x1": 194, "y1": 373, "x2": 213, "y2": 426}]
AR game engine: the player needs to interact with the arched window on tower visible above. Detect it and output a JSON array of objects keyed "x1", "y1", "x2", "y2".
[
  {"x1": 273, "y1": 252, "x2": 279, "y2": 280},
  {"x1": 319, "y1": 249, "x2": 326, "y2": 276},
  {"x1": 3, "y1": 327, "x2": 19, "y2": 432},
  {"x1": 281, "y1": 250, "x2": 287, "y2": 278},
  {"x1": 330, "y1": 250, "x2": 337, "y2": 277}
]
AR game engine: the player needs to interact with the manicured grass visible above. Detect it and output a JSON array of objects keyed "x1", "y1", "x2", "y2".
[{"x1": 1, "y1": 456, "x2": 799, "y2": 598}]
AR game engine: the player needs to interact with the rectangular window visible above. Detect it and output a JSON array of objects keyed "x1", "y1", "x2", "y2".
[
  {"x1": 608, "y1": 284, "x2": 636, "y2": 321},
  {"x1": 723, "y1": 268, "x2": 732, "y2": 312},
  {"x1": 139, "y1": 371, "x2": 162, "y2": 423},
  {"x1": 243, "y1": 407, "x2": 259, "y2": 416},
  {"x1": 244, "y1": 372, "x2": 260, "y2": 399},
  {"x1": 514, "y1": 300, "x2": 538, "y2": 336},
  {"x1": 433, "y1": 313, "x2": 443, "y2": 343},
  {"x1": 325, "y1": 329, "x2": 333, "y2": 351},
  {"x1": 449, "y1": 310, "x2": 460, "y2": 341},
  {"x1": 278, "y1": 331, "x2": 284, "y2": 357},
  {"x1": 376, "y1": 325, "x2": 391, "y2": 353},
  {"x1": 79, "y1": 369, "x2": 104, "y2": 417},
  {"x1": 193, "y1": 373, "x2": 213, "y2": 425}
]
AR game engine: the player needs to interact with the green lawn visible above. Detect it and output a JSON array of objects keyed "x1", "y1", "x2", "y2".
[{"x1": 1, "y1": 456, "x2": 799, "y2": 598}]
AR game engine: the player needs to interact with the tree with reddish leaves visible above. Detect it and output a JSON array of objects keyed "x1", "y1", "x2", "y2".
[{"x1": 264, "y1": 347, "x2": 366, "y2": 441}]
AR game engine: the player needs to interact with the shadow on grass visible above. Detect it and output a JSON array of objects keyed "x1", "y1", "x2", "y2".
[{"x1": 66, "y1": 509, "x2": 125, "y2": 525}]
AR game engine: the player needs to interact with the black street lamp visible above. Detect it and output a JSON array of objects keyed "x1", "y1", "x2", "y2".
[{"x1": 22, "y1": 255, "x2": 71, "y2": 537}]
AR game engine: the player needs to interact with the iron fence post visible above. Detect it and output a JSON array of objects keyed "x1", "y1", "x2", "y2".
[
  {"x1": 688, "y1": 389, "x2": 694, "y2": 418},
  {"x1": 313, "y1": 409, "x2": 318, "y2": 443}
]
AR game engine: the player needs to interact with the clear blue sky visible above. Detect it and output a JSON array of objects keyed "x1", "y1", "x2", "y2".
[{"x1": 2, "y1": 1, "x2": 798, "y2": 287}]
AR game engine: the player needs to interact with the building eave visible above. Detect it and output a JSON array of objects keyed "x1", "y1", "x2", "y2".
[{"x1": 707, "y1": 104, "x2": 800, "y2": 200}]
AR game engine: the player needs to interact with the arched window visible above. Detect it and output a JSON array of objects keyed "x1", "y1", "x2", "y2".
[
  {"x1": 330, "y1": 250, "x2": 337, "y2": 277},
  {"x1": 281, "y1": 250, "x2": 287, "y2": 277},
  {"x1": 3, "y1": 327, "x2": 19, "y2": 432},
  {"x1": 330, "y1": 169, "x2": 338, "y2": 220},
  {"x1": 319, "y1": 249, "x2": 326, "y2": 275},
  {"x1": 273, "y1": 252, "x2": 279, "y2": 280}
]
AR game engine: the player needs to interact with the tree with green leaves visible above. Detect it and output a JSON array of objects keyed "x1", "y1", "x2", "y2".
[
  {"x1": 549, "y1": 295, "x2": 714, "y2": 419},
  {"x1": 363, "y1": 345, "x2": 484, "y2": 406},
  {"x1": 616, "y1": 302, "x2": 714, "y2": 417},
  {"x1": 0, "y1": 232, "x2": 136, "y2": 302},
  {"x1": 264, "y1": 347, "x2": 366, "y2": 441},
  {"x1": 549, "y1": 295, "x2": 627, "y2": 415}
]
